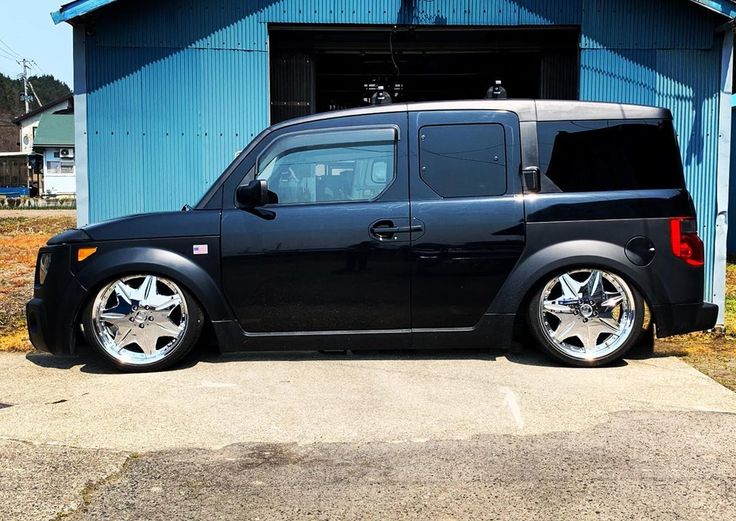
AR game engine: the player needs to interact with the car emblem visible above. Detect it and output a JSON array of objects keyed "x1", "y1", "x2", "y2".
[{"x1": 193, "y1": 244, "x2": 209, "y2": 255}]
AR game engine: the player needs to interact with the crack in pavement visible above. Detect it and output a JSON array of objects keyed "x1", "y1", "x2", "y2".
[{"x1": 51, "y1": 453, "x2": 139, "y2": 521}]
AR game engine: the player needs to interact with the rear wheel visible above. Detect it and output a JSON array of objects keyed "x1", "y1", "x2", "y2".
[
  {"x1": 527, "y1": 268, "x2": 644, "y2": 367},
  {"x1": 82, "y1": 274, "x2": 204, "y2": 372}
]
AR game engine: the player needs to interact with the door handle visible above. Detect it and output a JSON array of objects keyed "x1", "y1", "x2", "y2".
[
  {"x1": 369, "y1": 221, "x2": 424, "y2": 241},
  {"x1": 371, "y1": 225, "x2": 423, "y2": 234}
]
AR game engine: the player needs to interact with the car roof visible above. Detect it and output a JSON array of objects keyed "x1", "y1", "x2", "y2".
[{"x1": 270, "y1": 99, "x2": 671, "y2": 132}]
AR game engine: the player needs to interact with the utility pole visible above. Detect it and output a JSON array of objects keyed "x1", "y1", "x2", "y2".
[{"x1": 18, "y1": 58, "x2": 31, "y2": 113}]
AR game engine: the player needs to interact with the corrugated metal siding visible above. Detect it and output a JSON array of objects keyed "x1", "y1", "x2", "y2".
[
  {"x1": 259, "y1": 0, "x2": 580, "y2": 26},
  {"x1": 86, "y1": 39, "x2": 269, "y2": 221},
  {"x1": 579, "y1": 49, "x2": 658, "y2": 106},
  {"x1": 93, "y1": 0, "x2": 267, "y2": 51},
  {"x1": 83, "y1": 0, "x2": 726, "y2": 301},
  {"x1": 92, "y1": 0, "x2": 583, "y2": 50},
  {"x1": 581, "y1": 0, "x2": 718, "y2": 49}
]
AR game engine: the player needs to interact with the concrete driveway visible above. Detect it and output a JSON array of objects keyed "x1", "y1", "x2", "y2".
[{"x1": 1, "y1": 347, "x2": 735, "y2": 520}]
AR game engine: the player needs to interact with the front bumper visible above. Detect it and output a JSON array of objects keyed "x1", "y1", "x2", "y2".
[
  {"x1": 653, "y1": 302, "x2": 719, "y2": 338},
  {"x1": 25, "y1": 246, "x2": 87, "y2": 355},
  {"x1": 26, "y1": 297, "x2": 51, "y2": 353}
]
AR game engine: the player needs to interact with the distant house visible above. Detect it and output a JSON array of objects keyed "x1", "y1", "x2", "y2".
[{"x1": 13, "y1": 95, "x2": 75, "y2": 196}]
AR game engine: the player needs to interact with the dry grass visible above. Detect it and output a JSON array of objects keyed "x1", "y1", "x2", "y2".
[
  {"x1": 656, "y1": 335, "x2": 736, "y2": 390},
  {"x1": 0, "y1": 216, "x2": 75, "y2": 351}
]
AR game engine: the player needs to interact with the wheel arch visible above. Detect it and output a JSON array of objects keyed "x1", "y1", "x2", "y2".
[
  {"x1": 492, "y1": 239, "x2": 662, "y2": 321},
  {"x1": 72, "y1": 246, "x2": 234, "y2": 344}
]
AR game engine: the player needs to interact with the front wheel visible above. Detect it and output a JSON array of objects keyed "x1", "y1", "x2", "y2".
[
  {"x1": 82, "y1": 274, "x2": 204, "y2": 372},
  {"x1": 527, "y1": 268, "x2": 644, "y2": 367}
]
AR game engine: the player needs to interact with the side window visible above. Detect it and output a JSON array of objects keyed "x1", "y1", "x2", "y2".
[
  {"x1": 419, "y1": 123, "x2": 507, "y2": 198},
  {"x1": 538, "y1": 119, "x2": 685, "y2": 192},
  {"x1": 256, "y1": 128, "x2": 396, "y2": 205}
]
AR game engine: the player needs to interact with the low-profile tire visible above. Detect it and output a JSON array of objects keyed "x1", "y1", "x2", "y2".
[
  {"x1": 82, "y1": 274, "x2": 204, "y2": 372},
  {"x1": 527, "y1": 268, "x2": 644, "y2": 367}
]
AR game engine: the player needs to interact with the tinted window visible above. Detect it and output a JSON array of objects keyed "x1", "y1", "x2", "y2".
[
  {"x1": 257, "y1": 128, "x2": 396, "y2": 204},
  {"x1": 538, "y1": 119, "x2": 685, "y2": 192},
  {"x1": 419, "y1": 123, "x2": 507, "y2": 198}
]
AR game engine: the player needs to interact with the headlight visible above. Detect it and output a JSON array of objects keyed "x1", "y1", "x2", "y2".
[{"x1": 38, "y1": 253, "x2": 51, "y2": 285}]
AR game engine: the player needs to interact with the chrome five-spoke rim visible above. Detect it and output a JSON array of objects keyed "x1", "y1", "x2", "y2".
[
  {"x1": 538, "y1": 269, "x2": 636, "y2": 361},
  {"x1": 91, "y1": 275, "x2": 188, "y2": 366}
]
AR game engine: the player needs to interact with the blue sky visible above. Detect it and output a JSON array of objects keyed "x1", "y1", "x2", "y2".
[{"x1": 0, "y1": 0, "x2": 73, "y2": 88}]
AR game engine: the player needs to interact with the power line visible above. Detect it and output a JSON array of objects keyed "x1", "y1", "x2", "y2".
[
  {"x1": 0, "y1": 38, "x2": 22, "y2": 60},
  {"x1": 29, "y1": 59, "x2": 47, "y2": 77},
  {"x1": 0, "y1": 48, "x2": 17, "y2": 61},
  {"x1": 0, "y1": 40, "x2": 47, "y2": 80}
]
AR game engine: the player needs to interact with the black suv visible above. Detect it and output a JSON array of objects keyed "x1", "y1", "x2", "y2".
[{"x1": 26, "y1": 100, "x2": 718, "y2": 371}]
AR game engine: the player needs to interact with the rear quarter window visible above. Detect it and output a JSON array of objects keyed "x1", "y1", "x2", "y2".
[
  {"x1": 537, "y1": 119, "x2": 685, "y2": 192},
  {"x1": 419, "y1": 123, "x2": 507, "y2": 198}
]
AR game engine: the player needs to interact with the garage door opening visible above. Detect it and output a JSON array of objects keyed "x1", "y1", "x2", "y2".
[{"x1": 269, "y1": 25, "x2": 579, "y2": 124}]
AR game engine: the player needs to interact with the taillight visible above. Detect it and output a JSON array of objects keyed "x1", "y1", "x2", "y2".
[{"x1": 669, "y1": 217, "x2": 704, "y2": 267}]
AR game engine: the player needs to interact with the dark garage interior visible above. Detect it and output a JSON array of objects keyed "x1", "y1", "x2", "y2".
[{"x1": 269, "y1": 25, "x2": 580, "y2": 123}]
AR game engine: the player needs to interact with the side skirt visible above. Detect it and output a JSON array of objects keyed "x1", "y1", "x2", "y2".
[{"x1": 211, "y1": 313, "x2": 515, "y2": 353}]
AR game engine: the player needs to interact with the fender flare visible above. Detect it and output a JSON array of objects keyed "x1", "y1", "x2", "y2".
[
  {"x1": 74, "y1": 246, "x2": 234, "y2": 322},
  {"x1": 487, "y1": 239, "x2": 665, "y2": 315}
]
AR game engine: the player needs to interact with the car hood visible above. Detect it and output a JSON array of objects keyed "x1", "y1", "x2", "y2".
[{"x1": 48, "y1": 210, "x2": 221, "y2": 245}]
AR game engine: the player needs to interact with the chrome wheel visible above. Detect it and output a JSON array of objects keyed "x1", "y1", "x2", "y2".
[
  {"x1": 538, "y1": 269, "x2": 637, "y2": 361},
  {"x1": 90, "y1": 275, "x2": 189, "y2": 366}
]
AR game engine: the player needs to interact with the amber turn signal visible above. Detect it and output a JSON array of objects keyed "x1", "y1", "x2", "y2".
[{"x1": 77, "y1": 247, "x2": 98, "y2": 262}]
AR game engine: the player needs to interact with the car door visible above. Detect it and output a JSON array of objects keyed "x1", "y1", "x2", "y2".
[
  {"x1": 409, "y1": 110, "x2": 526, "y2": 332},
  {"x1": 220, "y1": 113, "x2": 411, "y2": 340}
]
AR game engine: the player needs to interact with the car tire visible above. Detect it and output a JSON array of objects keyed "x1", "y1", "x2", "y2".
[
  {"x1": 527, "y1": 268, "x2": 645, "y2": 367},
  {"x1": 82, "y1": 274, "x2": 204, "y2": 372}
]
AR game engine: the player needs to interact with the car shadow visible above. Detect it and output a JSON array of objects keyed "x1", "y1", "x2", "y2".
[
  {"x1": 25, "y1": 345, "x2": 121, "y2": 374},
  {"x1": 24, "y1": 340, "x2": 624, "y2": 374}
]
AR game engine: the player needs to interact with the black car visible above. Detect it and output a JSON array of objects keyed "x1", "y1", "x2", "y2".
[{"x1": 26, "y1": 100, "x2": 718, "y2": 371}]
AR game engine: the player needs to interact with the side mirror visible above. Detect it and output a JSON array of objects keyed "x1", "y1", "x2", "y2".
[
  {"x1": 521, "y1": 166, "x2": 541, "y2": 193},
  {"x1": 236, "y1": 180, "x2": 272, "y2": 208}
]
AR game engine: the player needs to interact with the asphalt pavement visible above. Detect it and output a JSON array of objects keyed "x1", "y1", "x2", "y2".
[{"x1": 1, "y1": 347, "x2": 735, "y2": 520}]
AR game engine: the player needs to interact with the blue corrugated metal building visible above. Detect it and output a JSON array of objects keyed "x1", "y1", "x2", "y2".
[{"x1": 54, "y1": 0, "x2": 735, "y2": 323}]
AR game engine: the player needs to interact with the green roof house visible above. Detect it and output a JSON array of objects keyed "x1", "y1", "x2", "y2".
[{"x1": 13, "y1": 96, "x2": 76, "y2": 196}]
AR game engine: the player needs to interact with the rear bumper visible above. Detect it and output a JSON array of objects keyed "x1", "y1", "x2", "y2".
[{"x1": 653, "y1": 302, "x2": 718, "y2": 338}]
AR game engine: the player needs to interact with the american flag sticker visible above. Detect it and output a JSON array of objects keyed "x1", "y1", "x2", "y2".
[{"x1": 193, "y1": 244, "x2": 209, "y2": 255}]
